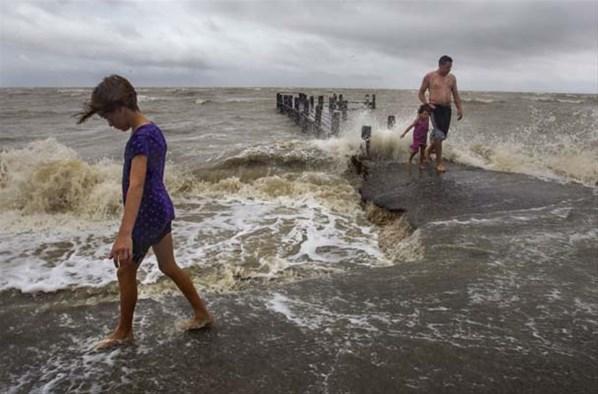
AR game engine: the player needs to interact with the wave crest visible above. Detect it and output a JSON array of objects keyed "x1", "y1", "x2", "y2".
[{"x1": 0, "y1": 139, "x2": 121, "y2": 218}]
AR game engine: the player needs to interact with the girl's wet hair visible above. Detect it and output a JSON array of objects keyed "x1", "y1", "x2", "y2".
[{"x1": 76, "y1": 75, "x2": 139, "y2": 124}]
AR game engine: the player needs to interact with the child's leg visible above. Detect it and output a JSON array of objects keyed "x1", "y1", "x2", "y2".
[
  {"x1": 115, "y1": 262, "x2": 139, "y2": 336},
  {"x1": 408, "y1": 150, "x2": 417, "y2": 164},
  {"x1": 153, "y1": 233, "x2": 213, "y2": 329},
  {"x1": 419, "y1": 146, "x2": 426, "y2": 167},
  {"x1": 96, "y1": 261, "x2": 138, "y2": 349}
]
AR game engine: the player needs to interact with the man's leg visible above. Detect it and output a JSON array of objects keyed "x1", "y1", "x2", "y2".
[
  {"x1": 431, "y1": 106, "x2": 450, "y2": 172},
  {"x1": 424, "y1": 143, "x2": 433, "y2": 162},
  {"x1": 153, "y1": 233, "x2": 212, "y2": 329},
  {"x1": 435, "y1": 139, "x2": 445, "y2": 172}
]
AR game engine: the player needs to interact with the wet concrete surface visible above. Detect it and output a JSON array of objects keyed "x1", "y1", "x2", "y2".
[
  {"x1": 2, "y1": 263, "x2": 597, "y2": 393},
  {"x1": 357, "y1": 160, "x2": 595, "y2": 227}
]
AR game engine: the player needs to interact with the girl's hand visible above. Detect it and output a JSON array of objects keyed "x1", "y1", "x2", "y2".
[{"x1": 109, "y1": 234, "x2": 133, "y2": 266}]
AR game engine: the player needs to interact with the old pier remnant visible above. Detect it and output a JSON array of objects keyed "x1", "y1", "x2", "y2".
[{"x1": 276, "y1": 91, "x2": 376, "y2": 137}]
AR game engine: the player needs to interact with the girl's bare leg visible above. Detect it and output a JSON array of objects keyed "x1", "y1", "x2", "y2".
[
  {"x1": 153, "y1": 233, "x2": 213, "y2": 330},
  {"x1": 419, "y1": 146, "x2": 426, "y2": 168},
  {"x1": 96, "y1": 261, "x2": 138, "y2": 349},
  {"x1": 408, "y1": 151, "x2": 417, "y2": 164}
]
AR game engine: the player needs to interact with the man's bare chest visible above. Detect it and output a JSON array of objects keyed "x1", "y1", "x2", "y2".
[{"x1": 430, "y1": 75, "x2": 453, "y2": 91}]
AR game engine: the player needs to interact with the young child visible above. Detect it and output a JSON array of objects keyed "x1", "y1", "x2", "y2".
[
  {"x1": 400, "y1": 104, "x2": 431, "y2": 168},
  {"x1": 77, "y1": 75, "x2": 212, "y2": 350}
]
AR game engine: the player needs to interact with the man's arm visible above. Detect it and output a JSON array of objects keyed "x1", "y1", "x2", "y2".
[
  {"x1": 418, "y1": 74, "x2": 430, "y2": 105},
  {"x1": 452, "y1": 76, "x2": 463, "y2": 120}
]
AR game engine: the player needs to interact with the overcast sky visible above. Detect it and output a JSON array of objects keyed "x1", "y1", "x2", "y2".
[{"x1": 1, "y1": 0, "x2": 597, "y2": 93}]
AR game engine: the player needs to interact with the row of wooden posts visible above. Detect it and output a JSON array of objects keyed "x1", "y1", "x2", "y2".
[
  {"x1": 276, "y1": 92, "x2": 402, "y2": 158},
  {"x1": 276, "y1": 92, "x2": 376, "y2": 136}
]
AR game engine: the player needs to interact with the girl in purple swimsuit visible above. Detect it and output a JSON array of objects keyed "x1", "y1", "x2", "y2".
[
  {"x1": 77, "y1": 75, "x2": 212, "y2": 350},
  {"x1": 400, "y1": 104, "x2": 431, "y2": 168}
]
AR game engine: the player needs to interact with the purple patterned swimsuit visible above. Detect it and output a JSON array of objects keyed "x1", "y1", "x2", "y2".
[
  {"x1": 409, "y1": 117, "x2": 429, "y2": 152},
  {"x1": 123, "y1": 123, "x2": 175, "y2": 264}
]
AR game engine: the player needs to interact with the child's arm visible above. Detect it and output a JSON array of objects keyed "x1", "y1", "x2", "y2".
[
  {"x1": 110, "y1": 155, "x2": 147, "y2": 264},
  {"x1": 400, "y1": 120, "x2": 416, "y2": 138}
]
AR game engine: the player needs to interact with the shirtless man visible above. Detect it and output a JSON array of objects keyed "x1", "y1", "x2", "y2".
[{"x1": 418, "y1": 55, "x2": 464, "y2": 172}]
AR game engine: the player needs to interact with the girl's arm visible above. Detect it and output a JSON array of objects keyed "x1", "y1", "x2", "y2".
[
  {"x1": 400, "y1": 120, "x2": 417, "y2": 138},
  {"x1": 110, "y1": 155, "x2": 147, "y2": 264}
]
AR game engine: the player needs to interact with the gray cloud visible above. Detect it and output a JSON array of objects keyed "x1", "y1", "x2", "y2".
[{"x1": 1, "y1": 0, "x2": 596, "y2": 92}]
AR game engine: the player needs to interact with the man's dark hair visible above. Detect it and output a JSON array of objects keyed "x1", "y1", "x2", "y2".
[{"x1": 438, "y1": 55, "x2": 453, "y2": 65}]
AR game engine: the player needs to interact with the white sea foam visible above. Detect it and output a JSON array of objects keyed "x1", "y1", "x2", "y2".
[
  {"x1": 313, "y1": 106, "x2": 598, "y2": 186},
  {"x1": 266, "y1": 292, "x2": 382, "y2": 334},
  {"x1": 445, "y1": 105, "x2": 598, "y2": 186},
  {"x1": 314, "y1": 111, "x2": 413, "y2": 162},
  {"x1": 0, "y1": 139, "x2": 122, "y2": 219},
  {"x1": 6, "y1": 334, "x2": 138, "y2": 393},
  {"x1": 136, "y1": 94, "x2": 162, "y2": 102},
  {"x1": 461, "y1": 97, "x2": 500, "y2": 104},
  {"x1": 0, "y1": 140, "x2": 385, "y2": 293},
  {"x1": 0, "y1": 188, "x2": 384, "y2": 293}
]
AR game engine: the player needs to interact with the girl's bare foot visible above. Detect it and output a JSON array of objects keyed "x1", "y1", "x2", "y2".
[
  {"x1": 177, "y1": 314, "x2": 214, "y2": 331},
  {"x1": 436, "y1": 163, "x2": 447, "y2": 173},
  {"x1": 95, "y1": 333, "x2": 134, "y2": 351}
]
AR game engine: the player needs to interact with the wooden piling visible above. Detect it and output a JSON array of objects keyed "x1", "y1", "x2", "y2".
[
  {"x1": 315, "y1": 105, "x2": 322, "y2": 125},
  {"x1": 302, "y1": 97, "x2": 310, "y2": 131},
  {"x1": 294, "y1": 97, "x2": 300, "y2": 124},
  {"x1": 331, "y1": 111, "x2": 341, "y2": 135},
  {"x1": 361, "y1": 125, "x2": 372, "y2": 157},
  {"x1": 276, "y1": 91, "x2": 377, "y2": 137},
  {"x1": 341, "y1": 100, "x2": 348, "y2": 121},
  {"x1": 387, "y1": 115, "x2": 396, "y2": 129}
]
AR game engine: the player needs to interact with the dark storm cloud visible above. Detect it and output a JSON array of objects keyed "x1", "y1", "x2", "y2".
[
  {"x1": 195, "y1": 1, "x2": 596, "y2": 66},
  {"x1": 0, "y1": 0, "x2": 596, "y2": 92}
]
